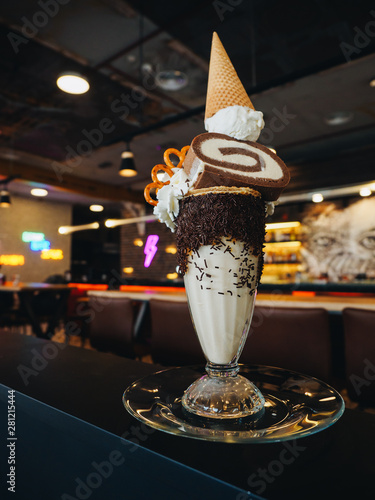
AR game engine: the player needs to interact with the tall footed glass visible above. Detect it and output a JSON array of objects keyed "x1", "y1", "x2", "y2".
[{"x1": 181, "y1": 240, "x2": 265, "y2": 419}]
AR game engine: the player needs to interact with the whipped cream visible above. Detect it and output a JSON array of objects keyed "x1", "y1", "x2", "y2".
[
  {"x1": 265, "y1": 201, "x2": 275, "y2": 216},
  {"x1": 205, "y1": 105, "x2": 264, "y2": 142},
  {"x1": 153, "y1": 168, "x2": 191, "y2": 231}
]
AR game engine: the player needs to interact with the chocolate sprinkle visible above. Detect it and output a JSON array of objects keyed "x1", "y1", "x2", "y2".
[{"x1": 175, "y1": 192, "x2": 266, "y2": 285}]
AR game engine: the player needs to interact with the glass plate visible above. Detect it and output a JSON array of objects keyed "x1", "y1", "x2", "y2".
[{"x1": 123, "y1": 365, "x2": 345, "y2": 443}]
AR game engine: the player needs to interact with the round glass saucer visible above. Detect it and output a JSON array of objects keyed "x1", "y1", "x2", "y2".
[{"x1": 123, "y1": 365, "x2": 345, "y2": 444}]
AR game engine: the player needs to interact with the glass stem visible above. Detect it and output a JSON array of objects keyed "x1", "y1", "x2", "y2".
[{"x1": 206, "y1": 362, "x2": 240, "y2": 378}]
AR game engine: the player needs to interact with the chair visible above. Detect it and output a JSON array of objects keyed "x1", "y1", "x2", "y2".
[
  {"x1": 0, "y1": 293, "x2": 30, "y2": 333},
  {"x1": 88, "y1": 297, "x2": 136, "y2": 359},
  {"x1": 342, "y1": 307, "x2": 375, "y2": 406},
  {"x1": 149, "y1": 299, "x2": 205, "y2": 366},
  {"x1": 240, "y1": 306, "x2": 332, "y2": 382},
  {"x1": 64, "y1": 288, "x2": 90, "y2": 344}
]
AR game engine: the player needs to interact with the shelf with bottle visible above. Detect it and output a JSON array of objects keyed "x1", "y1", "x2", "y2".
[
  {"x1": 264, "y1": 244, "x2": 301, "y2": 264},
  {"x1": 265, "y1": 221, "x2": 301, "y2": 244}
]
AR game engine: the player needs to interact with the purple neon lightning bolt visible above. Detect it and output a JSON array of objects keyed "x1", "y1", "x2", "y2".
[{"x1": 144, "y1": 234, "x2": 159, "y2": 268}]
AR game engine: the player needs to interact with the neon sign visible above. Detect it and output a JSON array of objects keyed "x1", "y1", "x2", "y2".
[
  {"x1": 30, "y1": 240, "x2": 51, "y2": 251},
  {"x1": 0, "y1": 255, "x2": 25, "y2": 266},
  {"x1": 41, "y1": 249, "x2": 63, "y2": 260},
  {"x1": 144, "y1": 235, "x2": 159, "y2": 268},
  {"x1": 22, "y1": 232, "x2": 45, "y2": 242}
]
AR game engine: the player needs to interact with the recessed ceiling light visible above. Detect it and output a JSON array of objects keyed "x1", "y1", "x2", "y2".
[
  {"x1": 360, "y1": 188, "x2": 372, "y2": 197},
  {"x1": 312, "y1": 193, "x2": 324, "y2": 203},
  {"x1": 56, "y1": 73, "x2": 90, "y2": 94},
  {"x1": 89, "y1": 204, "x2": 104, "y2": 212},
  {"x1": 156, "y1": 70, "x2": 188, "y2": 91},
  {"x1": 369, "y1": 79, "x2": 375, "y2": 88},
  {"x1": 324, "y1": 111, "x2": 353, "y2": 126},
  {"x1": 31, "y1": 188, "x2": 48, "y2": 197}
]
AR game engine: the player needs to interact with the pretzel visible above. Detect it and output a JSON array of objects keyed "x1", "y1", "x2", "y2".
[
  {"x1": 144, "y1": 146, "x2": 190, "y2": 206},
  {"x1": 164, "y1": 146, "x2": 190, "y2": 169},
  {"x1": 144, "y1": 182, "x2": 160, "y2": 206},
  {"x1": 151, "y1": 164, "x2": 174, "y2": 183}
]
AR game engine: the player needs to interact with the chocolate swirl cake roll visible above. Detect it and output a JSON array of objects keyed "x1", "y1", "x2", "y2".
[{"x1": 184, "y1": 133, "x2": 290, "y2": 201}]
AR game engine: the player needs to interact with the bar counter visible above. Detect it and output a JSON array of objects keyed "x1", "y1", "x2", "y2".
[{"x1": 85, "y1": 285, "x2": 375, "y2": 311}]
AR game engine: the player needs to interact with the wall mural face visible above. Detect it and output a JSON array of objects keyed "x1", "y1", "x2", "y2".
[{"x1": 301, "y1": 198, "x2": 375, "y2": 281}]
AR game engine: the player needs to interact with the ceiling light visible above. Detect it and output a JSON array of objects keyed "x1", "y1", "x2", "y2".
[
  {"x1": 56, "y1": 73, "x2": 90, "y2": 94},
  {"x1": 90, "y1": 204, "x2": 104, "y2": 212},
  {"x1": 312, "y1": 193, "x2": 324, "y2": 203},
  {"x1": 105, "y1": 215, "x2": 157, "y2": 228},
  {"x1": 58, "y1": 222, "x2": 99, "y2": 235},
  {"x1": 0, "y1": 189, "x2": 11, "y2": 207},
  {"x1": 119, "y1": 144, "x2": 137, "y2": 177},
  {"x1": 156, "y1": 70, "x2": 188, "y2": 91},
  {"x1": 360, "y1": 188, "x2": 372, "y2": 197},
  {"x1": 31, "y1": 188, "x2": 48, "y2": 197},
  {"x1": 324, "y1": 111, "x2": 353, "y2": 126},
  {"x1": 369, "y1": 79, "x2": 375, "y2": 88}
]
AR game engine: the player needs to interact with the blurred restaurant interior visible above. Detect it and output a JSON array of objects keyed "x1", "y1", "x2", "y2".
[{"x1": 1, "y1": 1, "x2": 375, "y2": 498}]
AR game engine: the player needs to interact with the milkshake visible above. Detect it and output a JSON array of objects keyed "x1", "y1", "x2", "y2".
[
  {"x1": 144, "y1": 32, "x2": 290, "y2": 418},
  {"x1": 176, "y1": 187, "x2": 265, "y2": 366}
]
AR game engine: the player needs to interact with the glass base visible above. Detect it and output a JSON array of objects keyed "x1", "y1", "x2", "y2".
[
  {"x1": 123, "y1": 365, "x2": 345, "y2": 443},
  {"x1": 181, "y1": 363, "x2": 265, "y2": 419}
]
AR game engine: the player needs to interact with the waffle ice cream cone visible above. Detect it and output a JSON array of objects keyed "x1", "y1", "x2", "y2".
[{"x1": 205, "y1": 32, "x2": 254, "y2": 120}]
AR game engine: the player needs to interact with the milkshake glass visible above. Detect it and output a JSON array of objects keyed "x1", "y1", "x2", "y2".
[{"x1": 176, "y1": 188, "x2": 266, "y2": 419}]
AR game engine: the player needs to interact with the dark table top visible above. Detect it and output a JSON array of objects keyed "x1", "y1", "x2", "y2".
[{"x1": 0, "y1": 331, "x2": 374, "y2": 499}]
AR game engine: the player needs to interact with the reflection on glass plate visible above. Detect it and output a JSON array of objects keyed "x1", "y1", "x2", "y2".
[{"x1": 123, "y1": 365, "x2": 345, "y2": 443}]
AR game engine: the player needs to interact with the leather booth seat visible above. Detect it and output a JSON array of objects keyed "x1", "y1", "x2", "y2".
[
  {"x1": 149, "y1": 299, "x2": 205, "y2": 366},
  {"x1": 88, "y1": 297, "x2": 135, "y2": 359},
  {"x1": 343, "y1": 307, "x2": 375, "y2": 406},
  {"x1": 240, "y1": 306, "x2": 332, "y2": 382}
]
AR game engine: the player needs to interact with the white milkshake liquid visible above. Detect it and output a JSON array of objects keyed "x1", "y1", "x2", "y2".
[{"x1": 184, "y1": 238, "x2": 259, "y2": 365}]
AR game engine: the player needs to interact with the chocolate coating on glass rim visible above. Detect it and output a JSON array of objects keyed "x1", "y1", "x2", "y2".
[{"x1": 175, "y1": 191, "x2": 266, "y2": 284}]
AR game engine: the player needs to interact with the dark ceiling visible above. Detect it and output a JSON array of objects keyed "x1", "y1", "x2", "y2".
[{"x1": 0, "y1": 0, "x2": 375, "y2": 205}]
